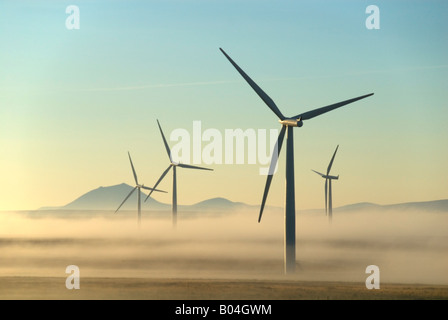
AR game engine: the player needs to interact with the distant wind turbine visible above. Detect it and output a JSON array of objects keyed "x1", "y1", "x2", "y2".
[
  {"x1": 312, "y1": 145, "x2": 339, "y2": 222},
  {"x1": 220, "y1": 47, "x2": 373, "y2": 274},
  {"x1": 145, "y1": 120, "x2": 213, "y2": 227},
  {"x1": 115, "y1": 152, "x2": 166, "y2": 226}
]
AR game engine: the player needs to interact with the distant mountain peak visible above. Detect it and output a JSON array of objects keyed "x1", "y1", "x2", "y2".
[
  {"x1": 196, "y1": 197, "x2": 234, "y2": 205},
  {"x1": 189, "y1": 197, "x2": 254, "y2": 212},
  {"x1": 40, "y1": 183, "x2": 168, "y2": 211}
]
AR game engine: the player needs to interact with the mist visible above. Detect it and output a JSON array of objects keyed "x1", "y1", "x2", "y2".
[{"x1": 0, "y1": 207, "x2": 447, "y2": 285}]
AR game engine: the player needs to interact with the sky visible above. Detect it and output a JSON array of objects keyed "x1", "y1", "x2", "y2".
[{"x1": 0, "y1": 0, "x2": 447, "y2": 211}]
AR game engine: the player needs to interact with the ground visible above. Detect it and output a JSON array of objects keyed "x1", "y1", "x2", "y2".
[{"x1": 1, "y1": 276, "x2": 448, "y2": 300}]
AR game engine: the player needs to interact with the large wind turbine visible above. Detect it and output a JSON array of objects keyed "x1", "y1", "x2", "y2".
[
  {"x1": 115, "y1": 152, "x2": 166, "y2": 226},
  {"x1": 220, "y1": 48, "x2": 373, "y2": 274},
  {"x1": 145, "y1": 120, "x2": 213, "y2": 227},
  {"x1": 312, "y1": 145, "x2": 339, "y2": 223}
]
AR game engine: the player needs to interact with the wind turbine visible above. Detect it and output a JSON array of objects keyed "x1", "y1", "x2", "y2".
[
  {"x1": 312, "y1": 145, "x2": 339, "y2": 223},
  {"x1": 145, "y1": 120, "x2": 213, "y2": 227},
  {"x1": 220, "y1": 48, "x2": 373, "y2": 274},
  {"x1": 115, "y1": 152, "x2": 166, "y2": 226}
]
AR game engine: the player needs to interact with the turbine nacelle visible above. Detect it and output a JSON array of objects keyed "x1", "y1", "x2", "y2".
[
  {"x1": 279, "y1": 117, "x2": 303, "y2": 127},
  {"x1": 312, "y1": 170, "x2": 338, "y2": 180}
]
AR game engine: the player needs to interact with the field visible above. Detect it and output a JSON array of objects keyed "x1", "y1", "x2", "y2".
[
  {"x1": 2, "y1": 276, "x2": 448, "y2": 300},
  {"x1": 1, "y1": 208, "x2": 447, "y2": 300}
]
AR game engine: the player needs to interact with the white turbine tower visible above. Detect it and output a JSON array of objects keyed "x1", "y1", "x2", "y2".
[
  {"x1": 145, "y1": 120, "x2": 213, "y2": 227},
  {"x1": 115, "y1": 152, "x2": 166, "y2": 226},
  {"x1": 220, "y1": 48, "x2": 373, "y2": 274},
  {"x1": 312, "y1": 145, "x2": 339, "y2": 223}
]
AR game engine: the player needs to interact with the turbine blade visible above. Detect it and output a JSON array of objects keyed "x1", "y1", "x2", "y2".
[
  {"x1": 144, "y1": 165, "x2": 172, "y2": 202},
  {"x1": 259, "y1": 125, "x2": 287, "y2": 222},
  {"x1": 220, "y1": 48, "x2": 285, "y2": 120},
  {"x1": 157, "y1": 120, "x2": 172, "y2": 162},
  {"x1": 177, "y1": 163, "x2": 213, "y2": 171},
  {"x1": 325, "y1": 178, "x2": 328, "y2": 216},
  {"x1": 115, "y1": 186, "x2": 137, "y2": 213},
  {"x1": 294, "y1": 93, "x2": 374, "y2": 121},
  {"x1": 312, "y1": 169, "x2": 326, "y2": 178},
  {"x1": 326, "y1": 145, "x2": 339, "y2": 175},
  {"x1": 128, "y1": 152, "x2": 138, "y2": 185},
  {"x1": 141, "y1": 186, "x2": 167, "y2": 193}
]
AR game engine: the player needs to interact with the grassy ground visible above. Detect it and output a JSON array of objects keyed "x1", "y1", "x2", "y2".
[{"x1": 1, "y1": 276, "x2": 448, "y2": 300}]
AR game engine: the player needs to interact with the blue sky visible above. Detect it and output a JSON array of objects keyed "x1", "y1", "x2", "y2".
[{"x1": 0, "y1": 0, "x2": 447, "y2": 210}]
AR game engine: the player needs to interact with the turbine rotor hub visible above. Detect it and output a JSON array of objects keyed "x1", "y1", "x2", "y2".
[{"x1": 279, "y1": 118, "x2": 303, "y2": 127}]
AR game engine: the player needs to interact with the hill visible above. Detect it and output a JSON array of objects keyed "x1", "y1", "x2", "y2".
[
  {"x1": 40, "y1": 183, "x2": 169, "y2": 211},
  {"x1": 38, "y1": 183, "x2": 448, "y2": 215}
]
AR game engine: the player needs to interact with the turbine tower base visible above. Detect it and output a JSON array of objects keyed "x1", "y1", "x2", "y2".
[{"x1": 284, "y1": 126, "x2": 296, "y2": 274}]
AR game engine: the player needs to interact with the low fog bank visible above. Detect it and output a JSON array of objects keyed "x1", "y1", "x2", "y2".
[{"x1": 0, "y1": 208, "x2": 447, "y2": 285}]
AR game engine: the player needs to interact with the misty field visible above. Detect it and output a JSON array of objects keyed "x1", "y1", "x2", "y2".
[
  {"x1": 2, "y1": 277, "x2": 448, "y2": 300},
  {"x1": 1, "y1": 207, "x2": 447, "y2": 299}
]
